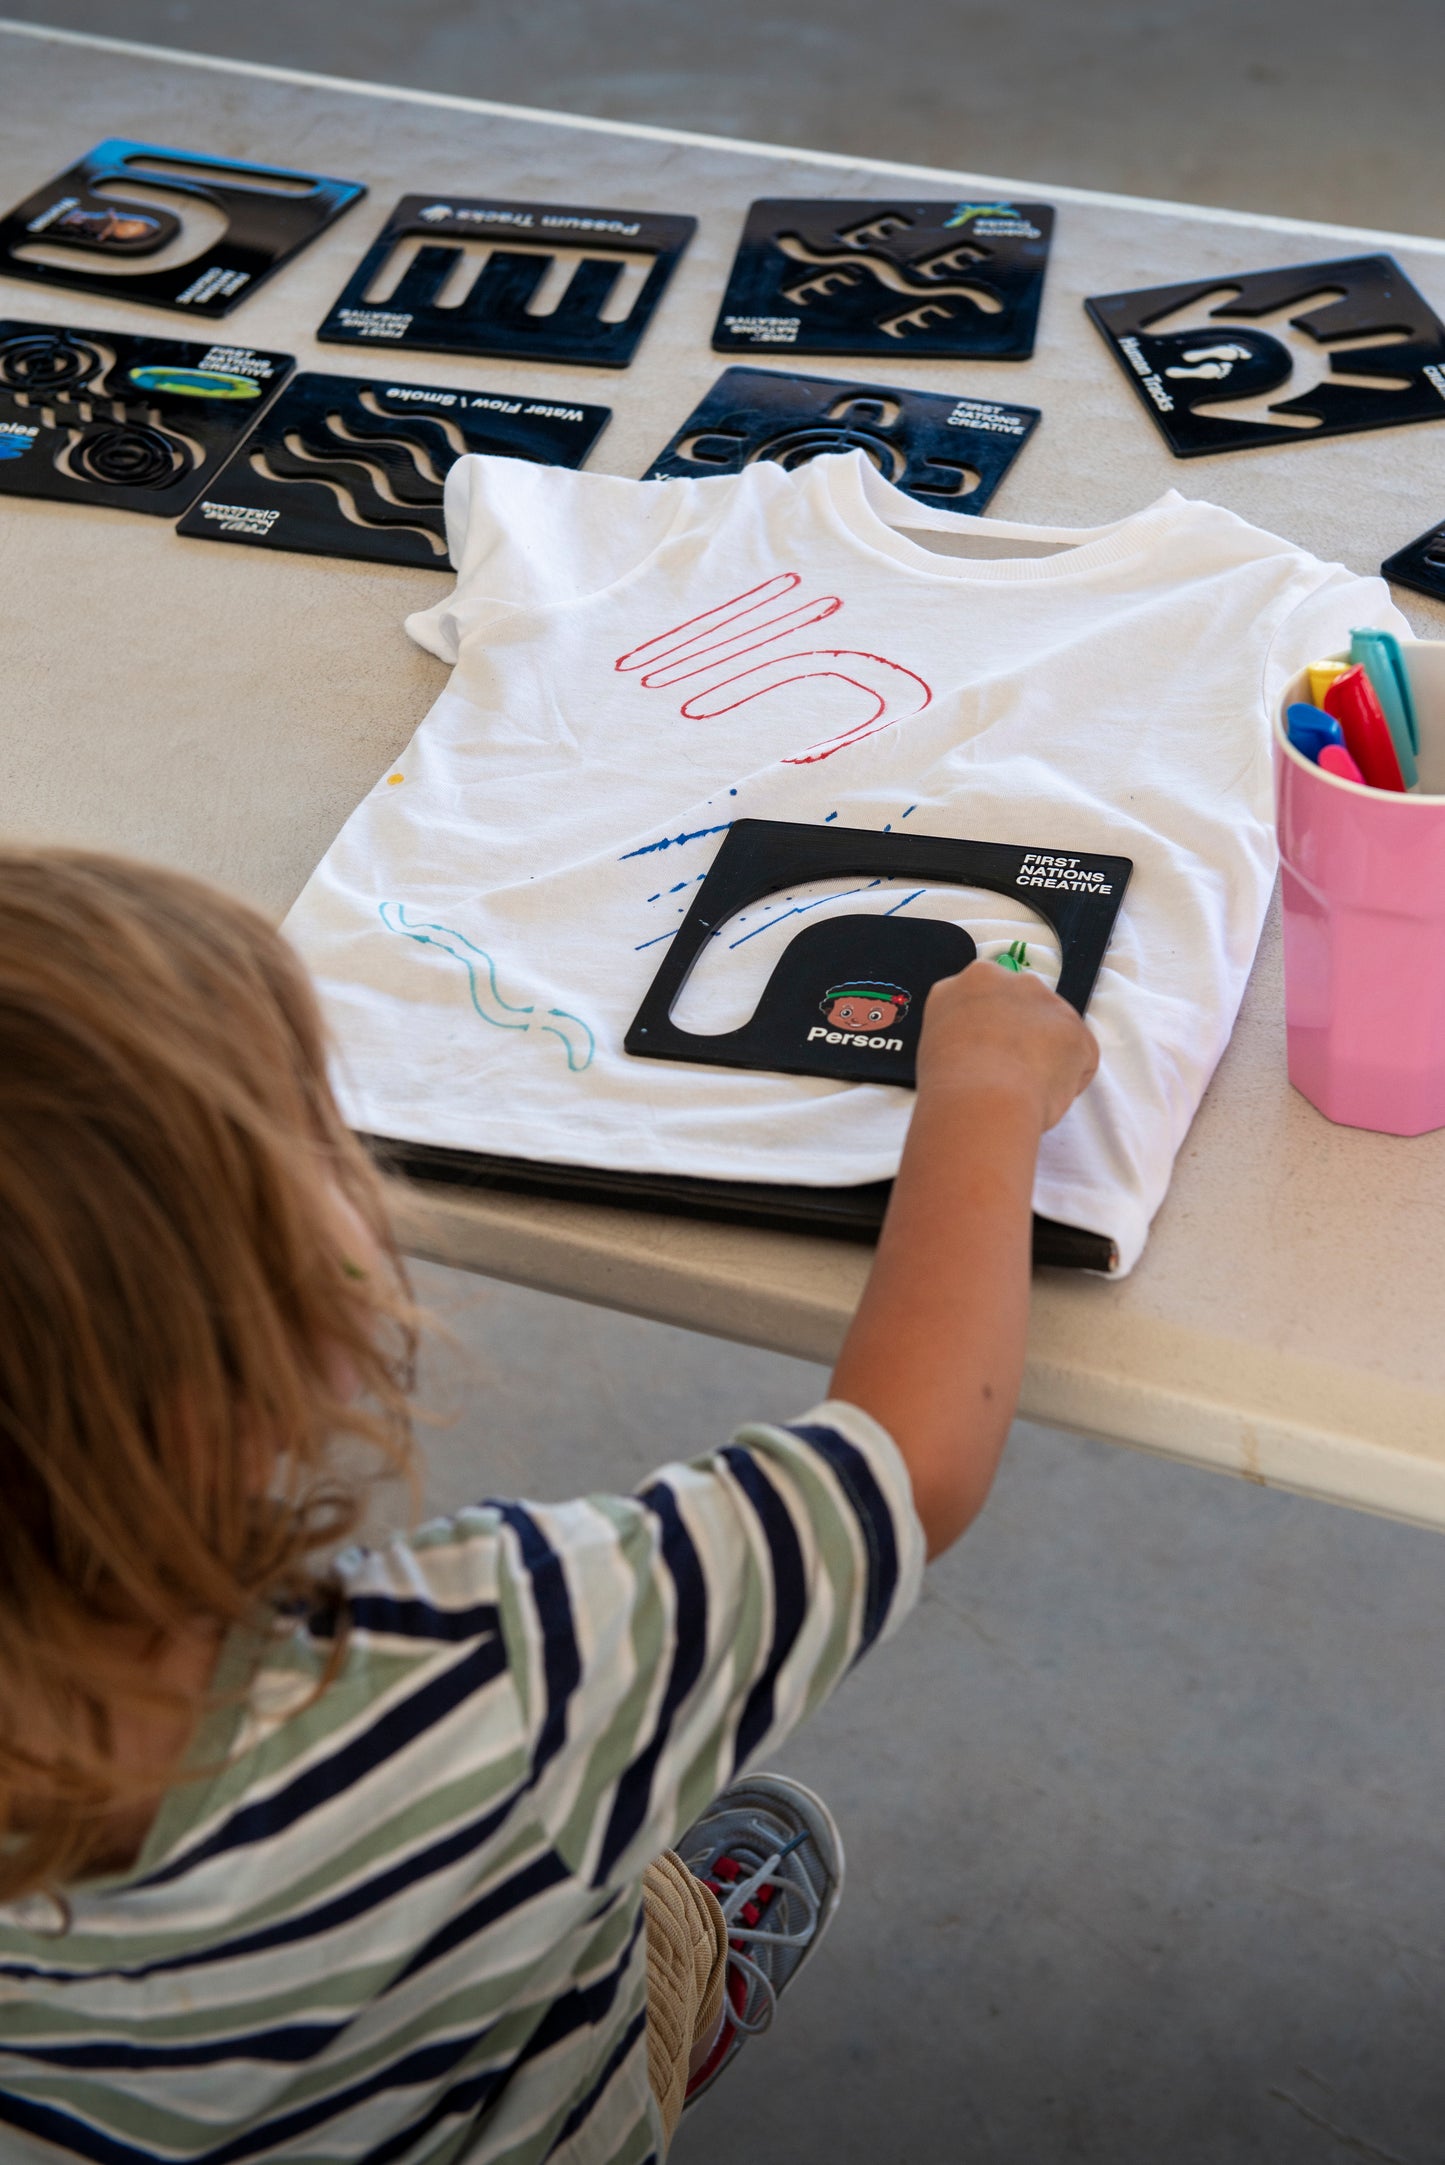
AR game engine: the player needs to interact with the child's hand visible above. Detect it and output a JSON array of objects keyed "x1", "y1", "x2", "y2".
[{"x1": 915, "y1": 958, "x2": 1099, "y2": 1133}]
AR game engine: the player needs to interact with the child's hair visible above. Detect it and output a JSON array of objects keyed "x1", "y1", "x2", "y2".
[{"x1": 0, "y1": 849, "x2": 418, "y2": 1899}]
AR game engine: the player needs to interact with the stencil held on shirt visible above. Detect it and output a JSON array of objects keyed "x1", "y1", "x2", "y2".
[
  {"x1": 668, "y1": 876, "x2": 1060, "y2": 1035},
  {"x1": 713, "y1": 199, "x2": 1054, "y2": 360},
  {"x1": 643, "y1": 367, "x2": 1038, "y2": 519},
  {"x1": 1086, "y1": 255, "x2": 1445, "y2": 456},
  {"x1": 176, "y1": 371, "x2": 610, "y2": 566},
  {"x1": 627, "y1": 819, "x2": 1131, "y2": 1089},
  {"x1": 317, "y1": 196, "x2": 696, "y2": 368}
]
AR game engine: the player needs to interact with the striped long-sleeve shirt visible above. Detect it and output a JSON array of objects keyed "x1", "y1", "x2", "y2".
[{"x1": 0, "y1": 1401, "x2": 924, "y2": 2164}]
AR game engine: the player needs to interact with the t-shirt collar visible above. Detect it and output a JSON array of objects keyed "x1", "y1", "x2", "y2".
[{"x1": 814, "y1": 449, "x2": 1186, "y2": 583}]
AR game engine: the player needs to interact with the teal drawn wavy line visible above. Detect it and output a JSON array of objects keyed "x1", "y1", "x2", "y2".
[{"x1": 378, "y1": 903, "x2": 594, "y2": 1072}]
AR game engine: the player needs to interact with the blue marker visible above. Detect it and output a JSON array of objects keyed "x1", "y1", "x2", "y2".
[
  {"x1": 1286, "y1": 702, "x2": 1345, "y2": 762},
  {"x1": 1350, "y1": 628, "x2": 1418, "y2": 787}
]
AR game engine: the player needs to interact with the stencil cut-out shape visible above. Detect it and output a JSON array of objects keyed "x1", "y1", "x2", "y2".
[
  {"x1": 318, "y1": 196, "x2": 696, "y2": 368},
  {"x1": 0, "y1": 139, "x2": 364, "y2": 317},
  {"x1": 177, "y1": 369, "x2": 610, "y2": 567},
  {"x1": 0, "y1": 317, "x2": 292, "y2": 516},
  {"x1": 379, "y1": 903, "x2": 595, "y2": 1071},
  {"x1": 1086, "y1": 254, "x2": 1445, "y2": 456},
  {"x1": 626, "y1": 818, "x2": 1131, "y2": 1089},
  {"x1": 643, "y1": 366, "x2": 1037, "y2": 519},
  {"x1": 714, "y1": 198, "x2": 1054, "y2": 360}
]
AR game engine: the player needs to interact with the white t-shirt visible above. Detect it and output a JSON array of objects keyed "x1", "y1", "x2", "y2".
[{"x1": 284, "y1": 452, "x2": 1404, "y2": 1274}]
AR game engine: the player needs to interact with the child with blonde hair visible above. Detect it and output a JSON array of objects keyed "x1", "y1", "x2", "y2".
[{"x1": 0, "y1": 848, "x2": 1095, "y2": 2163}]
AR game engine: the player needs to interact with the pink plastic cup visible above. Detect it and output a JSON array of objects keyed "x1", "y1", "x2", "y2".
[{"x1": 1275, "y1": 639, "x2": 1445, "y2": 1135}]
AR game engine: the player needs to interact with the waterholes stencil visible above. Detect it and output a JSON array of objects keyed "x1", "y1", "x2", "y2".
[{"x1": 0, "y1": 317, "x2": 293, "y2": 516}]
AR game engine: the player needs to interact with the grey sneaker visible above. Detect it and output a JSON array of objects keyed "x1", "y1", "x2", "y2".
[{"x1": 675, "y1": 1771, "x2": 845, "y2": 2107}]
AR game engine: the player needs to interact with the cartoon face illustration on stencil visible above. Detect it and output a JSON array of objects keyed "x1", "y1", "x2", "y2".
[{"x1": 820, "y1": 981, "x2": 911, "y2": 1031}]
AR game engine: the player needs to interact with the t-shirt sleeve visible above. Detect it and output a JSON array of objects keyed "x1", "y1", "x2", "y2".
[
  {"x1": 1262, "y1": 565, "x2": 1412, "y2": 714},
  {"x1": 404, "y1": 454, "x2": 689, "y2": 664},
  {"x1": 489, "y1": 1399, "x2": 926, "y2": 1891}
]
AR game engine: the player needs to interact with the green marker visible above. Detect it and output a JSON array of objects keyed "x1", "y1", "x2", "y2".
[{"x1": 995, "y1": 940, "x2": 1030, "y2": 973}]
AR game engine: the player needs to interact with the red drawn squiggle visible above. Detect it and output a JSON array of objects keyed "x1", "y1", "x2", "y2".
[{"x1": 614, "y1": 574, "x2": 932, "y2": 764}]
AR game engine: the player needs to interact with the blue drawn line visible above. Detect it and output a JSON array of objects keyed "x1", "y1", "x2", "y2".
[
  {"x1": 728, "y1": 880, "x2": 882, "y2": 950},
  {"x1": 620, "y1": 820, "x2": 733, "y2": 862},
  {"x1": 539, "y1": 1009, "x2": 595, "y2": 1072},
  {"x1": 824, "y1": 810, "x2": 838, "y2": 823},
  {"x1": 647, "y1": 891, "x2": 661, "y2": 903},
  {"x1": 379, "y1": 903, "x2": 594, "y2": 1071},
  {"x1": 883, "y1": 887, "x2": 926, "y2": 916},
  {"x1": 635, "y1": 929, "x2": 680, "y2": 951},
  {"x1": 902, "y1": 804, "x2": 917, "y2": 819}
]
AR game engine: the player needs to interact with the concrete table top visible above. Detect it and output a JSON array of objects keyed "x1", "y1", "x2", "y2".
[{"x1": 7, "y1": 19, "x2": 1445, "y2": 1529}]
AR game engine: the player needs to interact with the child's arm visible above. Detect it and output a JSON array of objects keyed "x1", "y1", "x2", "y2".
[{"x1": 830, "y1": 962, "x2": 1099, "y2": 1559}]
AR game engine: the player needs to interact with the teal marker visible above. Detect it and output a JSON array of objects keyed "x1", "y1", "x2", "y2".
[{"x1": 1350, "y1": 628, "x2": 1418, "y2": 787}]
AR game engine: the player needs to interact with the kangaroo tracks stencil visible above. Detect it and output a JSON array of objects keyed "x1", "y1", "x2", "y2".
[
  {"x1": 177, "y1": 371, "x2": 609, "y2": 566},
  {"x1": 379, "y1": 904, "x2": 595, "y2": 1071},
  {"x1": 615, "y1": 571, "x2": 933, "y2": 764},
  {"x1": 642, "y1": 366, "x2": 1038, "y2": 515},
  {"x1": 1087, "y1": 254, "x2": 1445, "y2": 457},
  {"x1": 714, "y1": 199, "x2": 1054, "y2": 361}
]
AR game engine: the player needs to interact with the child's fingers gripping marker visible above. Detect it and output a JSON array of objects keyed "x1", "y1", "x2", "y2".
[{"x1": 918, "y1": 952, "x2": 1099, "y2": 1132}]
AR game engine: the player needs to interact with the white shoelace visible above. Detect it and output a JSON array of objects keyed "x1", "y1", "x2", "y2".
[{"x1": 713, "y1": 1829, "x2": 819, "y2": 2036}]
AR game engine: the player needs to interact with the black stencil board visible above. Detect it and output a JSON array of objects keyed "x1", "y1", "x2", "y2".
[
  {"x1": 626, "y1": 819, "x2": 1131, "y2": 1089},
  {"x1": 0, "y1": 139, "x2": 364, "y2": 317},
  {"x1": 176, "y1": 371, "x2": 610, "y2": 568},
  {"x1": 642, "y1": 367, "x2": 1038, "y2": 514},
  {"x1": 1086, "y1": 255, "x2": 1445, "y2": 457},
  {"x1": 0, "y1": 318, "x2": 293, "y2": 516},
  {"x1": 361, "y1": 1132, "x2": 1119, "y2": 1273},
  {"x1": 317, "y1": 196, "x2": 696, "y2": 368},
  {"x1": 1381, "y1": 517, "x2": 1445, "y2": 604},
  {"x1": 714, "y1": 198, "x2": 1054, "y2": 361}
]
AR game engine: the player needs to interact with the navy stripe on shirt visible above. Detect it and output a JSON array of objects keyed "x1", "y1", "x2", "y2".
[
  {"x1": 491, "y1": 1502, "x2": 582, "y2": 1781},
  {"x1": 718, "y1": 1445, "x2": 807, "y2": 1770},
  {"x1": 785, "y1": 1420, "x2": 902, "y2": 1657},
  {"x1": 135, "y1": 1634, "x2": 510, "y2": 1892},
  {"x1": 592, "y1": 1479, "x2": 708, "y2": 1883}
]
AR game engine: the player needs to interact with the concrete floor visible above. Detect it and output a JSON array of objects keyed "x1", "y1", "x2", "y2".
[
  {"x1": 11, "y1": 2, "x2": 1445, "y2": 2155},
  {"x1": 7, "y1": 0, "x2": 1445, "y2": 234}
]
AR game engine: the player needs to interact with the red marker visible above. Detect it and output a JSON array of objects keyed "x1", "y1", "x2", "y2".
[
  {"x1": 1323, "y1": 665, "x2": 1406, "y2": 791},
  {"x1": 1318, "y1": 742, "x2": 1366, "y2": 784}
]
